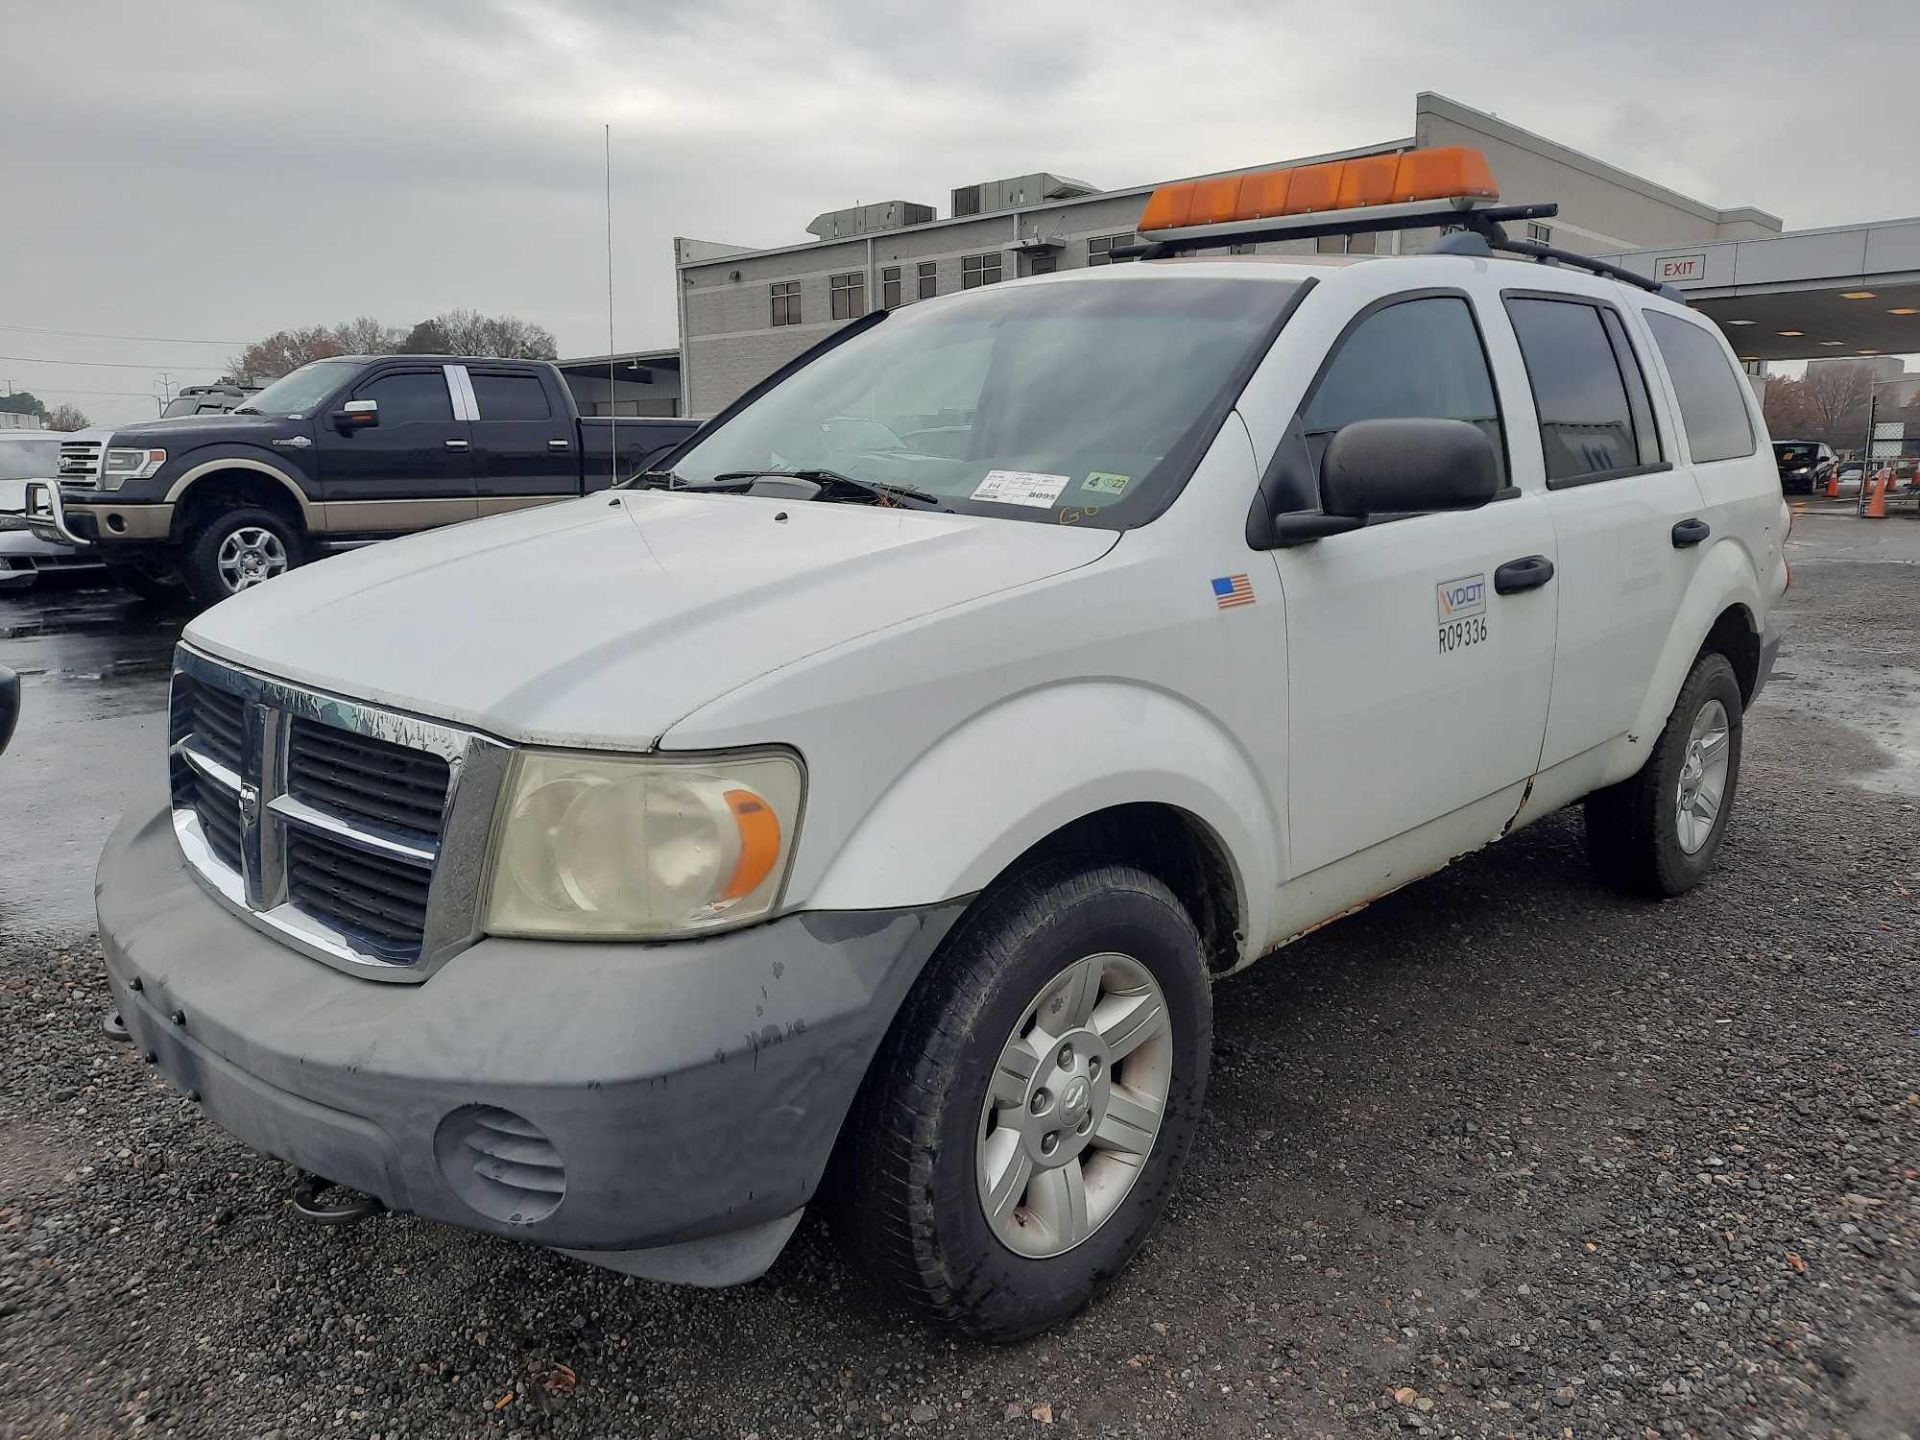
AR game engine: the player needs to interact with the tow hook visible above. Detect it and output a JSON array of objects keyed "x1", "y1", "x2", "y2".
[
  {"x1": 102, "y1": 1009, "x2": 131, "y2": 1042},
  {"x1": 290, "y1": 1172, "x2": 385, "y2": 1226}
]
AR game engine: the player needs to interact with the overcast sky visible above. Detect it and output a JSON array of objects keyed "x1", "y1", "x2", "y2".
[{"x1": 5, "y1": 0, "x2": 1918, "y2": 423}]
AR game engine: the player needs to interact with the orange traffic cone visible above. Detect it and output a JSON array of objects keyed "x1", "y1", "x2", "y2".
[
  {"x1": 1825, "y1": 468, "x2": 1841, "y2": 499},
  {"x1": 1864, "y1": 468, "x2": 1889, "y2": 519}
]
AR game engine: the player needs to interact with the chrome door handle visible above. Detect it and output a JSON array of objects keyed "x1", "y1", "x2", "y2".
[
  {"x1": 547, "y1": 438, "x2": 571, "y2": 450},
  {"x1": 444, "y1": 438, "x2": 470, "y2": 450}
]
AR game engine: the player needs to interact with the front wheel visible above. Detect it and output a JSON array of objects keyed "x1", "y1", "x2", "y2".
[
  {"x1": 181, "y1": 508, "x2": 304, "y2": 609},
  {"x1": 834, "y1": 859, "x2": 1211, "y2": 1340},
  {"x1": 1585, "y1": 651, "x2": 1744, "y2": 897}
]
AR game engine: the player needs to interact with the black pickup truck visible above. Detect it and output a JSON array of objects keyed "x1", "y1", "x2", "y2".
[{"x1": 28, "y1": 355, "x2": 695, "y2": 607}]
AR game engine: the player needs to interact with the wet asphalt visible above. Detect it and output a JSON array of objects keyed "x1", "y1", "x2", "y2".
[{"x1": 0, "y1": 510, "x2": 1916, "y2": 1439}]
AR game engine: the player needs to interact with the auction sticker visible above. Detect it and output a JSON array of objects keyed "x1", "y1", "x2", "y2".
[
  {"x1": 1081, "y1": 471, "x2": 1132, "y2": 496},
  {"x1": 972, "y1": 469, "x2": 1072, "y2": 508}
]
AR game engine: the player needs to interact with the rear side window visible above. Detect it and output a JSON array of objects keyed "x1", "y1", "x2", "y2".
[
  {"x1": 1504, "y1": 296, "x2": 1659, "y2": 484},
  {"x1": 359, "y1": 371, "x2": 454, "y2": 424},
  {"x1": 471, "y1": 372, "x2": 552, "y2": 422},
  {"x1": 1644, "y1": 311, "x2": 1756, "y2": 463},
  {"x1": 1300, "y1": 295, "x2": 1506, "y2": 481}
]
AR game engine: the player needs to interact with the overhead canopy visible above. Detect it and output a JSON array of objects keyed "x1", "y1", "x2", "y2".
[{"x1": 1607, "y1": 218, "x2": 1920, "y2": 363}]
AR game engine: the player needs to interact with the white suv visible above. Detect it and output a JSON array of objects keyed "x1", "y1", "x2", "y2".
[{"x1": 88, "y1": 154, "x2": 1785, "y2": 1340}]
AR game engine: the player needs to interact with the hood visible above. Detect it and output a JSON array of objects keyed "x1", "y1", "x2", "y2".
[
  {"x1": 109, "y1": 413, "x2": 287, "y2": 445},
  {"x1": 186, "y1": 490, "x2": 1116, "y2": 748}
]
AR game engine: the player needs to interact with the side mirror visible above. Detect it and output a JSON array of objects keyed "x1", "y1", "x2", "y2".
[
  {"x1": 332, "y1": 398, "x2": 379, "y2": 431},
  {"x1": 1320, "y1": 417, "x2": 1500, "y2": 518}
]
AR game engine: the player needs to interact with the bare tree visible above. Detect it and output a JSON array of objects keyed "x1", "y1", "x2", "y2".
[
  {"x1": 43, "y1": 403, "x2": 90, "y2": 431},
  {"x1": 402, "y1": 309, "x2": 558, "y2": 359},
  {"x1": 230, "y1": 317, "x2": 407, "y2": 382},
  {"x1": 1762, "y1": 377, "x2": 1820, "y2": 440},
  {"x1": 1801, "y1": 362, "x2": 1875, "y2": 447}
]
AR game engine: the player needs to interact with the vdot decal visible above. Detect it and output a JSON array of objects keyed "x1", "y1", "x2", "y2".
[{"x1": 1436, "y1": 573, "x2": 1488, "y2": 654}]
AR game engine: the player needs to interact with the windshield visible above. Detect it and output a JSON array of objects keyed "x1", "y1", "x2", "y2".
[
  {"x1": 0, "y1": 439, "x2": 60, "y2": 482},
  {"x1": 669, "y1": 276, "x2": 1299, "y2": 528},
  {"x1": 236, "y1": 358, "x2": 363, "y2": 417},
  {"x1": 1773, "y1": 442, "x2": 1819, "y2": 467}
]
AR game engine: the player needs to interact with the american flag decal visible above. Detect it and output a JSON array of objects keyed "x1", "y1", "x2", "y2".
[{"x1": 1211, "y1": 573, "x2": 1254, "y2": 609}]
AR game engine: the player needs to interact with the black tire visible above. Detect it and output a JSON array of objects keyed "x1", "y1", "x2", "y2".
[
  {"x1": 181, "y1": 507, "x2": 303, "y2": 609},
  {"x1": 833, "y1": 858, "x2": 1211, "y2": 1341},
  {"x1": 107, "y1": 563, "x2": 186, "y2": 606},
  {"x1": 1585, "y1": 651, "x2": 1744, "y2": 897}
]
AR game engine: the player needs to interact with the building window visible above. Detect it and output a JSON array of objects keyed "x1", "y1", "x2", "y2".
[
  {"x1": 770, "y1": 280, "x2": 801, "y2": 327},
  {"x1": 917, "y1": 261, "x2": 937, "y2": 299},
  {"x1": 830, "y1": 272, "x2": 865, "y2": 320},
  {"x1": 1087, "y1": 233, "x2": 1136, "y2": 266},
  {"x1": 1314, "y1": 233, "x2": 1376, "y2": 255},
  {"x1": 962, "y1": 252, "x2": 1003, "y2": 288},
  {"x1": 1026, "y1": 253, "x2": 1057, "y2": 276},
  {"x1": 1230, "y1": 242, "x2": 1256, "y2": 255},
  {"x1": 881, "y1": 266, "x2": 901, "y2": 308},
  {"x1": 1527, "y1": 221, "x2": 1553, "y2": 245}
]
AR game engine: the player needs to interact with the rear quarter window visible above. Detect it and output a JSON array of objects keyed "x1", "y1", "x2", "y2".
[{"x1": 1643, "y1": 311, "x2": 1756, "y2": 464}]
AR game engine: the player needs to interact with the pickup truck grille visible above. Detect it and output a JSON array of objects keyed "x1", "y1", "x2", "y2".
[
  {"x1": 57, "y1": 440, "x2": 102, "y2": 488},
  {"x1": 166, "y1": 651, "x2": 510, "y2": 980}
]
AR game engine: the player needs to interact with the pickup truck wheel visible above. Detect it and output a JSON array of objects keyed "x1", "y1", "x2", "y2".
[
  {"x1": 182, "y1": 508, "x2": 303, "y2": 607},
  {"x1": 1584, "y1": 651, "x2": 1743, "y2": 897},
  {"x1": 834, "y1": 860, "x2": 1211, "y2": 1340}
]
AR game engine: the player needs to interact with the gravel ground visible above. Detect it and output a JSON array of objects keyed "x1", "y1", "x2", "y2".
[{"x1": 2, "y1": 540, "x2": 1916, "y2": 1439}]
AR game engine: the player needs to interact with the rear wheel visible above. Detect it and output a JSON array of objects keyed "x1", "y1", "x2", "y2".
[
  {"x1": 1585, "y1": 651, "x2": 1743, "y2": 897},
  {"x1": 181, "y1": 507, "x2": 303, "y2": 608},
  {"x1": 834, "y1": 859, "x2": 1211, "y2": 1340}
]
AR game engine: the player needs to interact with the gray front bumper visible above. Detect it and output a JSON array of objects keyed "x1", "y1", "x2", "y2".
[{"x1": 98, "y1": 797, "x2": 964, "y2": 1282}]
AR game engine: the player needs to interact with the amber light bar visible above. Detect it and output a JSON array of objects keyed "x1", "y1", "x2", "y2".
[{"x1": 1139, "y1": 145, "x2": 1500, "y2": 235}]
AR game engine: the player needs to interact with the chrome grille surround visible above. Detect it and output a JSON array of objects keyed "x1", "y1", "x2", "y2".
[
  {"x1": 57, "y1": 440, "x2": 103, "y2": 488},
  {"x1": 167, "y1": 645, "x2": 512, "y2": 982}
]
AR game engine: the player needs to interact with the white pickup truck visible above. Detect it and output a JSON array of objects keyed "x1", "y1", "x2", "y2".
[{"x1": 88, "y1": 149, "x2": 1784, "y2": 1340}]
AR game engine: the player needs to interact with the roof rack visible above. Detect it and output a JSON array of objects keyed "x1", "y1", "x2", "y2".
[{"x1": 1123, "y1": 198, "x2": 1687, "y2": 303}]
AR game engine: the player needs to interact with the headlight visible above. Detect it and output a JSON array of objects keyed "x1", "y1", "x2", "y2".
[
  {"x1": 99, "y1": 448, "x2": 167, "y2": 490},
  {"x1": 484, "y1": 749, "x2": 804, "y2": 940}
]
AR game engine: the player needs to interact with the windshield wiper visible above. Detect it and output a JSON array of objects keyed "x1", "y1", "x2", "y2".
[
  {"x1": 710, "y1": 468, "x2": 952, "y2": 511},
  {"x1": 615, "y1": 468, "x2": 688, "y2": 491}
]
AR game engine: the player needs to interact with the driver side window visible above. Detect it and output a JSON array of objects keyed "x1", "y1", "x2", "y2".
[{"x1": 1269, "y1": 295, "x2": 1507, "y2": 513}]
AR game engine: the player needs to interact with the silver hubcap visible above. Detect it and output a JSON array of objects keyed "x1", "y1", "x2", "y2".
[
  {"x1": 216, "y1": 527, "x2": 288, "y2": 593},
  {"x1": 1675, "y1": 698, "x2": 1732, "y2": 855},
  {"x1": 976, "y1": 953, "x2": 1173, "y2": 1259}
]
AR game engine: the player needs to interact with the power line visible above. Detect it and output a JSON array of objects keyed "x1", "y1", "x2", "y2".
[
  {"x1": 7, "y1": 385, "x2": 167, "y2": 399},
  {"x1": 0, "y1": 354, "x2": 227, "y2": 372},
  {"x1": 0, "y1": 322, "x2": 247, "y2": 345}
]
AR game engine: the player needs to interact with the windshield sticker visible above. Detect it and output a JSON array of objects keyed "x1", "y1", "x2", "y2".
[
  {"x1": 972, "y1": 469, "x2": 1072, "y2": 508},
  {"x1": 1082, "y1": 471, "x2": 1132, "y2": 496}
]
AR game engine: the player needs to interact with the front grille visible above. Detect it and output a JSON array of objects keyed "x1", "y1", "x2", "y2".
[
  {"x1": 192, "y1": 772, "x2": 244, "y2": 872},
  {"x1": 288, "y1": 719, "x2": 450, "y2": 837},
  {"x1": 187, "y1": 679, "x2": 247, "y2": 773},
  {"x1": 57, "y1": 440, "x2": 101, "y2": 488},
  {"x1": 285, "y1": 827, "x2": 432, "y2": 959},
  {"x1": 165, "y1": 650, "x2": 506, "y2": 979}
]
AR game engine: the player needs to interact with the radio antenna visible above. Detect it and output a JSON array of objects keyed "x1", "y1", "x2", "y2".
[{"x1": 604, "y1": 123, "x2": 618, "y2": 482}]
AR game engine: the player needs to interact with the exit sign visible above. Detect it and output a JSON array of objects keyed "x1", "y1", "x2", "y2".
[{"x1": 1656, "y1": 253, "x2": 1707, "y2": 283}]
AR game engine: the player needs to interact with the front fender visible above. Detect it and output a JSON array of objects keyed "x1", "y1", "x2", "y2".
[
  {"x1": 1622, "y1": 537, "x2": 1763, "y2": 763},
  {"x1": 804, "y1": 680, "x2": 1278, "y2": 961},
  {"x1": 159, "y1": 449, "x2": 318, "y2": 524}
]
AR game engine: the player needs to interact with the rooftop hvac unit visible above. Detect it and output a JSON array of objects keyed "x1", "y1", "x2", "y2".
[{"x1": 950, "y1": 173, "x2": 1099, "y2": 219}]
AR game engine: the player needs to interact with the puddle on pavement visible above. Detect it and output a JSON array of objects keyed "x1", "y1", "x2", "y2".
[{"x1": 1763, "y1": 660, "x2": 1920, "y2": 800}]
